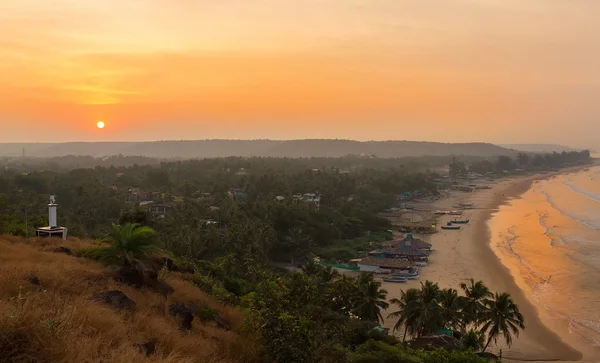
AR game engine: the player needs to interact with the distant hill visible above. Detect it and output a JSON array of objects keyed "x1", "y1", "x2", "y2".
[
  {"x1": 4, "y1": 140, "x2": 518, "y2": 159},
  {"x1": 500, "y1": 144, "x2": 582, "y2": 153}
]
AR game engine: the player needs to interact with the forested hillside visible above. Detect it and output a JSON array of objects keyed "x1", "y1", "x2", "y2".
[{"x1": 2, "y1": 140, "x2": 518, "y2": 158}]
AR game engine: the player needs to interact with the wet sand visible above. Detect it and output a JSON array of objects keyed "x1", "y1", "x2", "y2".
[{"x1": 382, "y1": 168, "x2": 591, "y2": 362}]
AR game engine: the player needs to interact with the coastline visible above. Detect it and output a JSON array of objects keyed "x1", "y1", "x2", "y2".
[{"x1": 382, "y1": 166, "x2": 591, "y2": 361}]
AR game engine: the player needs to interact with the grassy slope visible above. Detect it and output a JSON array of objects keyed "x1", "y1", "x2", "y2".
[{"x1": 0, "y1": 236, "x2": 260, "y2": 363}]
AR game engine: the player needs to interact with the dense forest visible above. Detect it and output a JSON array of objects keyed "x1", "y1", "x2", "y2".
[{"x1": 1, "y1": 151, "x2": 592, "y2": 258}]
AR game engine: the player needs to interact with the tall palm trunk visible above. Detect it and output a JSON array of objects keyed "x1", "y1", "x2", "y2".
[
  {"x1": 402, "y1": 328, "x2": 408, "y2": 343},
  {"x1": 482, "y1": 335, "x2": 493, "y2": 353}
]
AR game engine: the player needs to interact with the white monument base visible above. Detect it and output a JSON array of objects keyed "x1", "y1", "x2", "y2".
[{"x1": 36, "y1": 226, "x2": 68, "y2": 239}]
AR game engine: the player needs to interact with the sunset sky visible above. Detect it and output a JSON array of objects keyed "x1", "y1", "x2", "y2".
[{"x1": 1, "y1": 0, "x2": 600, "y2": 147}]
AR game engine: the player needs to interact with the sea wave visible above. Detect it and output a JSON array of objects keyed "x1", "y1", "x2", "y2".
[
  {"x1": 503, "y1": 226, "x2": 552, "y2": 286},
  {"x1": 565, "y1": 182, "x2": 600, "y2": 204},
  {"x1": 536, "y1": 210, "x2": 566, "y2": 247},
  {"x1": 533, "y1": 284, "x2": 600, "y2": 344},
  {"x1": 539, "y1": 190, "x2": 600, "y2": 230}
]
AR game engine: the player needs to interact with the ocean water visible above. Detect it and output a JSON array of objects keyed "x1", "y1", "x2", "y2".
[{"x1": 489, "y1": 167, "x2": 600, "y2": 357}]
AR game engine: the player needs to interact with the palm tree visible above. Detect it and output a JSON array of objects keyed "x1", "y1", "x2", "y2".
[
  {"x1": 479, "y1": 292, "x2": 525, "y2": 353},
  {"x1": 330, "y1": 274, "x2": 356, "y2": 315},
  {"x1": 439, "y1": 288, "x2": 462, "y2": 331},
  {"x1": 388, "y1": 288, "x2": 421, "y2": 342},
  {"x1": 101, "y1": 222, "x2": 158, "y2": 267},
  {"x1": 299, "y1": 259, "x2": 321, "y2": 275},
  {"x1": 351, "y1": 273, "x2": 389, "y2": 323},
  {"x1": 416, "y1": 280, "x2": 443, "y2": 336},
  {"x1": 459, "y1": 279, "x2": 492, "y2": 329},
  {"x1": 318, "y1": 265, "x2": 340, "y2": 284},
  {"x1": 284, "y1": 227, "x2": 314, "y2": 256},
  {"x1": 461, "y1": 329, "x2": 485, "y2": 351}
]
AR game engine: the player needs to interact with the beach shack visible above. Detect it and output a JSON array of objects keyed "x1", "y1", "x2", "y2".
[
  {"x1": 395, "y1": 221, "x2": 437, "y2": 234},
  {"x1": 368, "y1": 246, "x2": 428, "y2": 262},
  {"x1": 393, "y1": 233, "x2": 432, "y2": 251},
  {"x1": 357, "y1": 257, "x2": 414, "y2": 274}
]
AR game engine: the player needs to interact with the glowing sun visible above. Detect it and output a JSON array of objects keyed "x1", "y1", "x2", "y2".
[{"x1": 97, "y1": 121, "x2": 105, "y2": 129}]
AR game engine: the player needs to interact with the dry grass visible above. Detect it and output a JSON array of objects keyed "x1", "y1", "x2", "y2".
[{"x1": 0, "y1": 236, "x2": 262, "y2": 363}]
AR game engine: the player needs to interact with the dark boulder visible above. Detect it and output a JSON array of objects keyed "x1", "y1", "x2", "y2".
[
  {"x1": 133, "y1": 340, "x2": 156, "y2": 357},
  {"x1": 116, "y1": 266, "x2": 157, "y2": 288},
  {"x1": 169, "y1": 304, "x2": 194, "y2": 331},
  {"x1": 27, "y1": 275, "x2": 41, "y2": 286},
  {"x1": 214, "y1": 315, "x2": 231, "y2": 331},
  {"x1": 53, "y1": 247, "x2": 72, "y2": 255},
  {"x1": 116, "y1": 266, "x2": 174, "y2": 296},
  {"x1": 152, "y1": 280, "x2": 175, "y2": 296},
  {"x1": 90, "y1": 290, "x2": 136, "y2": 311},
  {"x1": 151, "y1": 257, "x2": 179, "y2": 272}
]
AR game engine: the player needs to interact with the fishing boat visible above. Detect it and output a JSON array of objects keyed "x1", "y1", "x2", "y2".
[
  {"x1": 434, "y1": 210, "x2": 448, "y2": 215},
  {"x1": 453, "y1": 203, "x2": 474, "y2": 210},
  {"x1": 448, "y1": 210, "x2": 463, "y2": 216},
  {"x1": 441, "y1": 222, "x2": 461, "y2": 230},
  {"x1": 393, "y1": 273, "x2": 419, "y2": 280},
  {"x1": 451, "y1": 219, "x2": 470, "y2": 224},
  {"x1": 383, "y1": 276, "x2": 408, "y2": 283},
  {"x1": 415, "y1": 261, "x2": 428, "y2": 267},
  {"x1": 393, "y1": 268, "x2": 419, "y2": 279}
]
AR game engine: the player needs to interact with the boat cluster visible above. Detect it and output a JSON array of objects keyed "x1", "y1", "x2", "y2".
[{"x1": 382, "y1": 267, "x2": 420, "y2": 283}]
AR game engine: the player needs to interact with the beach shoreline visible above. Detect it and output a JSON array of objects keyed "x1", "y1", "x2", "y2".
[{"x1": 382, "y1": 165, "x2": 593, "y2": 361}]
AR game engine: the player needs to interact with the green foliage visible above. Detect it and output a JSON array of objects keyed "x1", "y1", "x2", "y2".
[
  {"x1": 464, "y1": 150, "x2": 590, "y2": 175},
  {"x1": 479, "y1": 292, "x2": 525, "y2": 352},
  {"x1": 98, "y1": 222, "x2": 159, "y2": 266},
  {"x1": 190, "y1": 271, "x2": 236, "y2": 304},
  {"x1": 349, "y1": 340, "x2": 488, "y2": 363},
  {"x1": 351, "y1": 273, "x2": 389, "y2": 323},
  {"x1": 74, "y1": 246, "x2": 120, "y2": 265},
  {"x1": 388, "y1": 279, "x2": 525, "y2": 354},
  {"x1": 461, "y1": 329, "x2": 484, "y2": 351}
]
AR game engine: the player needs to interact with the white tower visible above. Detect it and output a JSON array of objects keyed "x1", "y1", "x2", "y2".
[
  {"x1": 48, "y1": 195, "x2": 57, "y2": 228},
  {"x1": 36, "y1": 195, "x2": 68, "y2": 239}
]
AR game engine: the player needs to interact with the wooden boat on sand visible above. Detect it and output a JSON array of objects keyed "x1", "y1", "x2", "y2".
[
  {"x1": 441, "y1": 222, "x2": 461, "y2": 230},
  {"x1": 383, "y1": 276, "x2": 408, "y2": 283}
]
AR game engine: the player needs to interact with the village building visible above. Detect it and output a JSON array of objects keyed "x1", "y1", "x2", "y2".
[
  {"x1": 293, "y1": 193, "x2": 321, "y2": 209},
  {"x1": 146, "y1": 202, "x2": 174, "y2": 219}
]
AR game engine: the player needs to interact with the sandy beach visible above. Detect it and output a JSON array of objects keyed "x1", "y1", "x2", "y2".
[{"x1": 381, "y1": 167, "x2": 595, "y2": 362}]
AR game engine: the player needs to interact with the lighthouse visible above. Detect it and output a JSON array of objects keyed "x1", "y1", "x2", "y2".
[{"x1": 36, "y1": 195, "x2": 68, "y2": 239}]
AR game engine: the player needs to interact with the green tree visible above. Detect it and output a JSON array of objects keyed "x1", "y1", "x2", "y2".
[
  {"x1": 459, "y1": 279, "x2": 492, "y2": 329},
  {"x1": 439, "y1": 288, "x2": 462, "y2": 331},
  {"x1": 449, "y1": 157, "x2": 467, "y2": 178},
  {"x1": 495, "y1": 155, "x2": 515, "y2": 171},
  {"x1": 351, "y1": 273, "x2": 389, "y2": 323},
  {"x1": 516, "y1": 153, "x2": 530, "y2": 168},
  {"x1": 415, "y1": 280, "x2": 443, "y2": 336},
  {"x1": 461, "y1": 329, "x2": 485, "y2": 351},
  {"x1": 479, "y1": 292, "x2": 525, "y2": 352},
  {"x1": 387, "y1": 288, "x2": 421, "y2": 342},
  {"x1": 100, "y1": 222, "x2": 159, "y2": 266}
]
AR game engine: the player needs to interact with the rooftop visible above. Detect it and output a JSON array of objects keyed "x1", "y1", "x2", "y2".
[
  {"x1": 390, "y1": 236, "x2": 432, "y2": 250},
  {"x1": 358, "y1": 257, "x2": 414, "y2": 270}
]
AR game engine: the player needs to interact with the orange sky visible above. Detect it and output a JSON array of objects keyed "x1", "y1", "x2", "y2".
[{"x1": 2, "y1": 0, "x2": 600, "y2": 147}]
